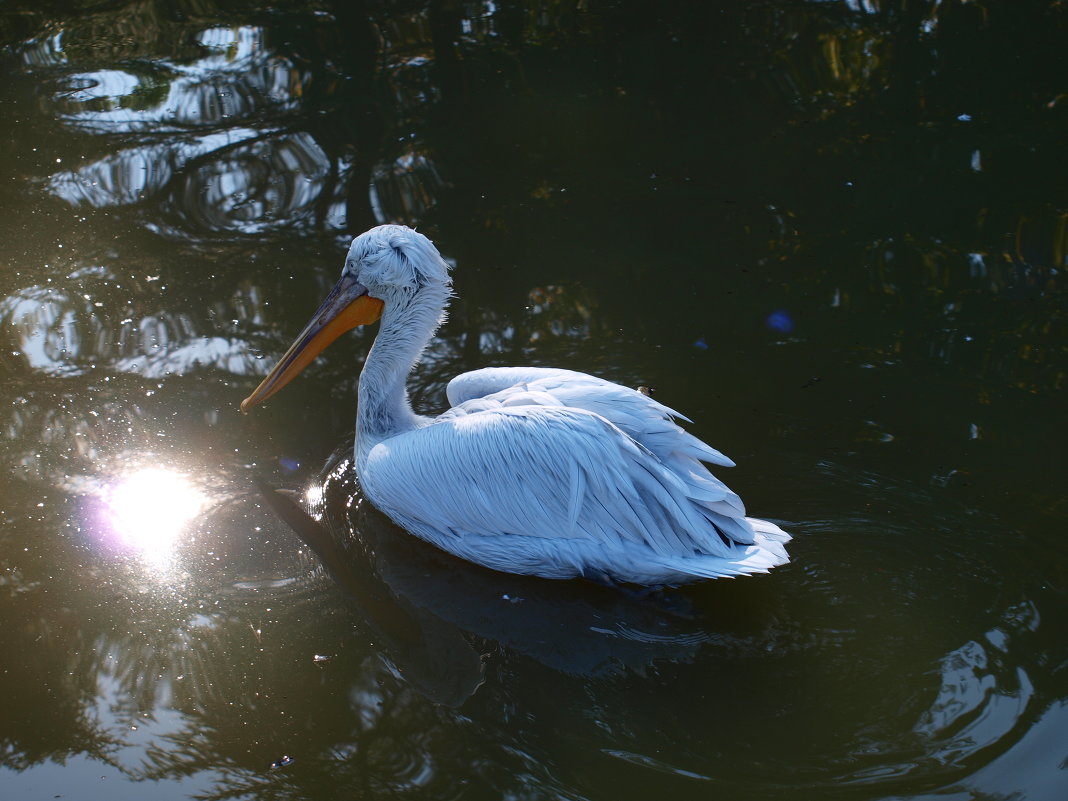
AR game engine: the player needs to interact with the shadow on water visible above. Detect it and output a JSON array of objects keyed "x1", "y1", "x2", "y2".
[{"x1": 257, "y1": 455, "x2": 727, "y2": 688}]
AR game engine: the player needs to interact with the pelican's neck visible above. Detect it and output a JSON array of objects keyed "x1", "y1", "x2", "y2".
[{"x1": 355, "y1": 283, "x2": 449, "y2": 465}]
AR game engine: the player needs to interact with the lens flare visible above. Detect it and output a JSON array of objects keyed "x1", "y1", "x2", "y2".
[{"x1": 103, "y1": 468, "x2": 205, "y2": 564}]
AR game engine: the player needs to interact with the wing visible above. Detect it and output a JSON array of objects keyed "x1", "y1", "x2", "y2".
[
  {"x1": 359, "y1": 405, "x2": 789, "y2": 582},
  {"x1": 444, "y1": 366, "x2": 742, "y2": 516},
  {"x1": 448, "y1": 367, "x2": 691, "y2": 432}
]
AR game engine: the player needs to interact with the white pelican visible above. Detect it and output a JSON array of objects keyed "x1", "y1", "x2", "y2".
[{"x1": 241, "y1": 225, "x2": 790, "y2": 585}]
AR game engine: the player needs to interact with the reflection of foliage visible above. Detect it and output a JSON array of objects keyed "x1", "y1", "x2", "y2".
[
  {"x1": 120, "y1": 64, "x2": 179, "y2": 111},
  {"x1": 0, "y1": 495, "x2": 121, "y2": 771}
]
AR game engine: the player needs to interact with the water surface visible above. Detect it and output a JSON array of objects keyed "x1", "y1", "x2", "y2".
[{"x1": 1, "y1": 1, "x2": 1066, "y2": 799}]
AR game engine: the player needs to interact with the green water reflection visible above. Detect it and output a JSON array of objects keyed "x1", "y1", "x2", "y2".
[{"x1": 1, "y1": 1, "x2": 1066, "y2": 799}]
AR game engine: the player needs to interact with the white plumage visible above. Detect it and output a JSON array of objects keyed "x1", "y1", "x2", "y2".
[{"x1": 242, "y1": 225, "x2": 791, "y2": 585}]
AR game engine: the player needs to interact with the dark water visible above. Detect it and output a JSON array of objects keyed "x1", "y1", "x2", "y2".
[{"x1": 2, "y1": 1, "x2": 1066, "y2": 799}]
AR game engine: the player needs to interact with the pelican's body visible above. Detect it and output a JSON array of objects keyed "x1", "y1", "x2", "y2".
[{"x1": 243, "y1": 226, "x2": 790, "y2": 585}]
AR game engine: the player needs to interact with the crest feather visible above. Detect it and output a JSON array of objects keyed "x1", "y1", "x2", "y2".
[{"x1": 347, "y1": 225, "x2": 451, "y2": 292}]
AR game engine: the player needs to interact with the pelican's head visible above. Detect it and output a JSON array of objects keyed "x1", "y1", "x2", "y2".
[
  {"x1": 240, "y1": 225, "x2": 450, "y2": 413},
  {"x1": 344, "y1": 224, "x2": 451, "y2": 306}
]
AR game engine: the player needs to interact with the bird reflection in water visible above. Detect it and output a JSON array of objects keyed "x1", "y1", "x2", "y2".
[{"x1": 99, "y1": 467, "x2": 206, "y2": 566}]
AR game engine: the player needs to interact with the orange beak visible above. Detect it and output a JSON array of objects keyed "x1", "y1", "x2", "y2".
[{"x1": 240, "y1": 274, "x2": 384, "y2": 413}]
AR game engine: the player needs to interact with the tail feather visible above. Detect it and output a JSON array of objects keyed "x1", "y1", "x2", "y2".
[
  {"x1": 747, "y1": 516, "x2": 792, "y2": 543},
  {"x1": 660, "y1": 516, "x2": 792, "y2": 580}
]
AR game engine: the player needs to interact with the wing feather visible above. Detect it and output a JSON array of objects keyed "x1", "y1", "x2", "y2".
[
  {"x1": 566, "y1": 456, "x2": 584, "y2": 534},
  {"x1": 446, "y1": 367, "x2": 734, "y2": 466}
]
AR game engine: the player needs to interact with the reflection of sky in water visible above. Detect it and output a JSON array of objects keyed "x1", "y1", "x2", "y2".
[
  {"x1": 96, "y1": 468, "x2": 206, "y2": 567},
  {"x1": 0, "y1": 277, "x2": 269, "y2": 378},
  {"x1": 40, "y1": 26, "x2": 306, "y2": 133},
  {"x1": 50, "y1": 128, "x2": 261, "y2": 208},
  {"x1": 59, "y1": 68, "x2": 141, "y2": 103},
  {"x1": 181, "y1": 132, "x2": 332, "y2": 234},
  {"x1": 50, "y1": 126, "x2": 340, "y2": 234}
]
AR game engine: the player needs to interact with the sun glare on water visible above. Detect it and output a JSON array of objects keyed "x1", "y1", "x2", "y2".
[{"x1": 104, "y1": 468, "x2": 206, "y2": 565}]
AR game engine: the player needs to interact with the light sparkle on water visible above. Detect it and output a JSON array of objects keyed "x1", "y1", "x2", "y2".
[{"x1": 102, "y1": 468, "x2": 205, "y2": 566}]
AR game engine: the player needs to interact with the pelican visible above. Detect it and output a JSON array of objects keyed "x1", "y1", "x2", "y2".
[{"x1": 241, "y1": 225, "x2": 790, "y2": 585}]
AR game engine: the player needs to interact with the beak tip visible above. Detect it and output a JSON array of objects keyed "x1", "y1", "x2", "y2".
[{"x1": 240, "y1": 397, "x2": 254, "y2": 414}]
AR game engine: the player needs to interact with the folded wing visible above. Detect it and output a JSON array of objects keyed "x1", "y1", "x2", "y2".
[{"x1": 361, "y1": 398, "x2": 789, "y2": 583}]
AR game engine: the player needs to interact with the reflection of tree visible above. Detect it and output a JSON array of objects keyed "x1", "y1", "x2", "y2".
[{"x1": 0, "y1": 532, "x2": 123, "y2": 770}]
